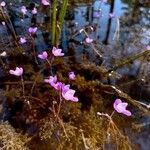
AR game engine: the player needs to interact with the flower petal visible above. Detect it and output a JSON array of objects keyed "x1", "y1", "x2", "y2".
[{"x1": 122, "y1": 110, "x2": 132, "y2": 116}]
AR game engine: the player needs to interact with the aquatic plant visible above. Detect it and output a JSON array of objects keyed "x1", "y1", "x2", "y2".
[{"x1": 0, "y1": 0, "x2": 149, "y2": 149}]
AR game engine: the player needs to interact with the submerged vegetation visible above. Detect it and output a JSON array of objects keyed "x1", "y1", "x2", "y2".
[{"x1": 0, "y1": 0, "x2": 149, "y2": 149}]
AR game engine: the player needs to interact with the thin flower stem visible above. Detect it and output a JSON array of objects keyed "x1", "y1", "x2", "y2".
[
  {"x1": 57, "y1": 117, "x2": 69, "y2": 139},
  {"x1": 83, "y1": 29, "x2": 103, "y2": 58},
  {"x1": 49, "y1": 102, "x2": 69, "y2": 139},
  {"x1": 83, "y1": 30, "x2": 89, "y2": 37},
  {"x1": 80, "y1": 129, "x2": 90, "y2": 150},
  {"x1": 57, "y1": 91, "x2": 63, "y2": 117},
  {"x1": 46, "y1": 57, "x2": 54, "y2": 75},
  {"x1": 71, "y1": 26, "x2": 93, "y2": 39},
  {"x1": 46, "y1": 59, "x2": 51, "y2": 67},
  {"x1": 30, "y1": 69, "x2": 43, "y2": 96},
  {"x1": 110, "y1": 110, "x2": 115, "y2": 117},
  {"x1": 97, "y1": 112, "x2": 124, "y2": 138},
  {"x1": 31, "y1": 37, "x2": 38, "y2": 64},
  {"x1": 21, "y1": 75, "x2": 25, "y2": 97}
]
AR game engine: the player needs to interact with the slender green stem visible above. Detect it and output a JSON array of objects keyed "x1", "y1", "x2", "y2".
[
  {"x1": 52, "y1": 0, "x2": 57, "y2": 46},
  {"x1": 55, "y1": 0, "x2": 68, "y2": 46}
]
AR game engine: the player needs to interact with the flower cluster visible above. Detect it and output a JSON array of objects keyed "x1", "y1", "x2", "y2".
[
  {"x1": 45, "y1": 75, "x2": 78, "y2": 102},
  {"x1": 38, "y1": 47, "x2": 64, "y2": 60}
]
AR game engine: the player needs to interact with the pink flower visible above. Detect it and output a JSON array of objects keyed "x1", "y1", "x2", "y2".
[
  {"x1": 28, "y1": 27, "x2": 37, "y2": 34},
  {"x1": 9, "y1": 67, "x2": 23, "y2": 76},
  {"x1": 113, "y1": 99, "x2": 132, "y2": 116},
  {"x1": 32, "y1": 7, "x2": 37, "y2": 14},
  {"x1": 19, "y1": 37, "x2": 26, "y2": 44},
  {"x1": 146, "y1": 45, "x2": 150, "y2": 50},
  {"x1": 44, "y1": 75, "x2": 63, "y2": 90},
  {"x1": 21, "y1": 6, "x2": 27, "y2": 15},
  {"x1": 1, "y1": 1, "x2": 6, "y2": 7},
  {"x1": 85, "y1": 37, "x2": 93, "y2": 43},
  {"x1": 53, "y1": 82, "x2": 63, "y2": 91},
  {"x1": 109, "y1": 12, "x2": 115, "y2": 18},
  {"x1": 44, "y1": 76, "x2": 79, "y2": 102},
  {"x1": 1, "y1": 21, "x2": 5, "y2": 25},
  {"x1": 38, "y1": 51, "x2": 48, "y2": 60},
  {"x1": 41, "y1": 0, "x2": 50, "y2": 6},
  {"x1": 44, "y1": 75, "x2": 57, "y2": 87},
  {"x1": 62, "y1": 85, "x2": 79, "y2": 102},
  {"x1": 52, "y1": 47, "x2": 64, "y2": 57},
  {"x1": 69, "y1": 72, "x2": 76, "y2": 80},
  {"x1": 44, "y1": 75, "x2": 57, "y2": 84},
  {"x1": 0, "y1": 51, "x2": 7, "y2": 57},
  {"x1": 61, "y1": 84, "x2": 70, "y2": 93}
]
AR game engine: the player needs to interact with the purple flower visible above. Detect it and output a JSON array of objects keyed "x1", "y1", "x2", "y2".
[
  {"x1": 44, "y1": 75, "x2": 58, "y2": 88},
  {"x1": 21, "y1": 6, "x2": 27, "y2": 15},
  {"x1": 85, "y1": 37, "x2": 93, "y2": 43},
  {"x1": 28, "y1": 27, "x2": 37, "y2": 34},
  {"x1": 52, "y1": 47, "x2": 64, "y2": 57},
  {"x1": 1, "y1": 1, "x2": 6, "y2": 7},
  {"x1": 146, "y1": 45, "x2": 150, "y2": 50},
  {"x1": 32, "y1": 7, "x2": 37, "y2": 14},
  {"x1": 41, "y1": 0, "x2": 50, "y2": 6},
  {"x1": 113, "y1": 99, "x2": 132, "y2": 116},
  {"x1": 38, "y1": 51, "x2": 48, "y2": 60},
  {"x1": 19, "y1": 37, "x2": 26, "y2": 44},
  {"x1": 44, "y1": 75, "x2": 63, "y2": 91},
  {"x1": 109, "y1": 12, "x2": 115, "y2": 18},
  {"x1": 53, "y1": 82, "x2": 63, "y2": 91},
  {"x1": 62, "y1": 85, "x2": 78, "y2": 102},
  {"x1": 61, "y1": 84, "x2": 70, "y2": 93},
  {"x1": 0, "y1": 51, "x2": 7, "y2": 57},
  {"x1": 69, "y1": 72, "x2": 76, "y2": 80},
  {"x1": 44, "y1": 76, "x2": 79, "y2": 102},
  {"x1": 9, "y1": 67, "x2": 23, "y2": 76},
  {"x1": 1, "y1": 21, "x2": 5, "y2": 26},
  {"x1": 44, "y1": 75, "x2": 57, "y2": 84}
]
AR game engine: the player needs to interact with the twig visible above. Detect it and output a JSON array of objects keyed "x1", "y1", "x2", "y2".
[{"x1": 106, "y1": 50, "x2": 150, "y2": 73}]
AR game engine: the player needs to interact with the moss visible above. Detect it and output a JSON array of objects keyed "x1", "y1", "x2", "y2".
[{"x1": 0, "y1": 122, "x2": 29, "y2": 150}]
